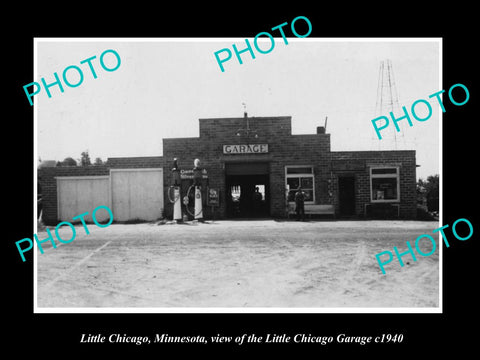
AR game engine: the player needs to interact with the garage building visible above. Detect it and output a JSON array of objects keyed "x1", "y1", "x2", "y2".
[{"x1": 38, "y1": 115, "x2": 417, "y2": 224}]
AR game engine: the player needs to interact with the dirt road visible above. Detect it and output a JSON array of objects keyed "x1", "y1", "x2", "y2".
[{"x1": 36, "y1": 220, "x2": 439, "y2": 310}]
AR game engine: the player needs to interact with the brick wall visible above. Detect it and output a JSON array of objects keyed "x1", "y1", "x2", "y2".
[
  {"x1": 330, "y1": 150, "x2": 416, "y2": 219},
  {"x1": 107, "y1": 156, "x2": 164, "y2": 168}
]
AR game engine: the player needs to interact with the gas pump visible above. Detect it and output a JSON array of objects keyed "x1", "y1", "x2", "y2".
[
  {"x1": 182, "y1": 158, "x2": 205, "y2": 220},
  {"x1": 168, "y1": 158, "x2": 182, "y2": 222},
  {"x1": 192, "y1": 158, "x2": 204, "y2": 220}
]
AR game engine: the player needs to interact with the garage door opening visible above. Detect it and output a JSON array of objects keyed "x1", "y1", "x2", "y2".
[{"x1": 225, "y1": 162, "x2": 270, "y2": 218}]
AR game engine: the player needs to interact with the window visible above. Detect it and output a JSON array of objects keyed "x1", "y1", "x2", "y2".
[
  {"x1": 286, "y1": 166, "x2": 315, "y2": 203},
  {"x1": 370, "y1": 167, "x2": 400, "y2": 202}
]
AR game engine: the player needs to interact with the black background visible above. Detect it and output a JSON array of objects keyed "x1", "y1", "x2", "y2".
[{"x1": 5, "y1": 3, "x2": 477, "y2": 356}]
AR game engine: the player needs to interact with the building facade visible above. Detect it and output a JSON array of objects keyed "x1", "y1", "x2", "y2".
[
  {"x1": 163, "y1": 115, "x2": 416, "y2": 220},
  {"x1": 38, "y1": 115, "x2": 417, "y2": 225}
]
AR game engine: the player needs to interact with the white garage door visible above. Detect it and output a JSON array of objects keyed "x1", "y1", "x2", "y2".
[
  {"x1": 110, "y1": 168, "x2": 164, "y2": 221},
  {"x1": 56, "y1": 176, "x2": 110, "y2": 222}
]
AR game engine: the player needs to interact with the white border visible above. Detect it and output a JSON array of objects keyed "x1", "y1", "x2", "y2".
[
  {"x1": 35, "y1": 306, "x2": 439, "y2": 314},
  {"x1": 33, "y1": 37, "x2": 38, "y2": 311},
  {"x1": 438, "y1": 37, "x2": 443, "y2": 313},
  {"x1": 34, "y1": 37, "x2": 443, "y2": 314}
]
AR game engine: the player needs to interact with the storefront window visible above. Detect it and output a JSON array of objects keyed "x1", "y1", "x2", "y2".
[
  {"x1": 286, "y1": 166, "x2": 315, "y2": 203},
  {"x1": 370, "y1": 167, "x2": 400, "y2": 202}
]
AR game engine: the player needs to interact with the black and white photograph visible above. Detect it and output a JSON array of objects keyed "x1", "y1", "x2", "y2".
[
  {"x1": 33, "y1": 38, "x2": 441, "y2": 311},
  {"x1": 7, "y1": 6, "x2": 478, "y2": 355}
]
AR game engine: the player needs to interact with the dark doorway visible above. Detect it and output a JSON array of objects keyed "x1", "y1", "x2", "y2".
[
  {"x1": 339, "y1": 176, "x2": 356, "y2": 217},
  {"x1": 225, "y1": 162, "x2": 270, "y2": 218}
]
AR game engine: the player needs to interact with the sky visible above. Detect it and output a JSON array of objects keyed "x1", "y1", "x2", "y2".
[{"x1": 36, "y1": 38, "x2": 441, "y2": 180}]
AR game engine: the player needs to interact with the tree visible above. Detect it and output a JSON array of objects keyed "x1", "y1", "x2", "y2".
[
  {"x1": 57, "y1": 157, "x2": 77, "y2": 166},
  {"x1": 93, "y1": 157, "x2": 104, "y2": 166},
  {"x1": 416, "y1": 174, "x2": 439, "y2": 212},
  {"x1": 80, "y1": 151, "x2": 91, "y2": 166}
]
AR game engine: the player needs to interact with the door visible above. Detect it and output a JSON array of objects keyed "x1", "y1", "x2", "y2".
[
  {"x1": 111, "y1": 169, "x2": 164, "y2": 221},
  {"x1": 57, "y1": 176, "x2": 110, "y2": 222},
  {"x1": 339, "y1": 176, "x2": 355, "y2": 217}
]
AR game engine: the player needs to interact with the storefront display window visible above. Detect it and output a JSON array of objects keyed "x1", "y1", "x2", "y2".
[{"x1": 370, "y1": 167, "x2": 400, "y2": 202}]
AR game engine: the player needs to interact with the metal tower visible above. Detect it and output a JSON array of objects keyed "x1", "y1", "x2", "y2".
[{"x1": 374, "y1": 59, "x2": 404, "y2": 149}]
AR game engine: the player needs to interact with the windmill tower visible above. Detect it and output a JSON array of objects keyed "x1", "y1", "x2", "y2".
[{"x1": 373, "y1": 59, "x2": 405, "y2": 150}]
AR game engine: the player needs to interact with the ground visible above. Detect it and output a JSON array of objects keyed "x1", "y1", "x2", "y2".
[{"x1": 35, "y1": 219, "x2": 440, "y2": 309}]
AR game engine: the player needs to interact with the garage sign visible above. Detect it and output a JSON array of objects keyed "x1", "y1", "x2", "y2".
[{"x1": 223, "y1": 144, "x2": 268, "y2": 154}]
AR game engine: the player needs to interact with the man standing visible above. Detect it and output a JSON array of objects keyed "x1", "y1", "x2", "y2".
[
  {"x1": 253, "y1": 186, "x2": 263, "y2": 216},
  {"x1": 294, "y1": 187, "x2": 306, "y2": 221}
]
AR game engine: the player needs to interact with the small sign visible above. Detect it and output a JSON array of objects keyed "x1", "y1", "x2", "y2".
[
  {"x1": 207, "y1": 188, "x2": 220, "y2": 206},
  {"x1": 180, "y1": 168, "x2": 208, "y2": 180},
  {"x1": 223, "y1": 144, "x2": 268, "y2": 154}
]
